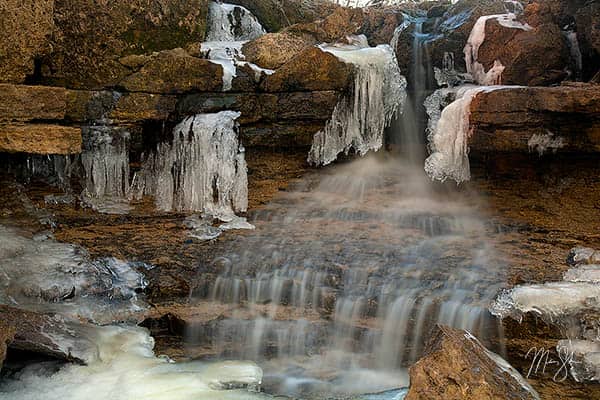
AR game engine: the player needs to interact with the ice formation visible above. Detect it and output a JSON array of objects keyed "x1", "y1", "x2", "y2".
[
  {"x1": 568, "y1": 247, "x2": 600, "y2": 266},
  {"x1": 464, "y1": 13, "x2": 532, "y2": 85},
  {"x1": 80, "y1": 126, "x2": 132, "y2": 214},
  {"x1": 206, "y1": 1, "x2": 265, "y2": 42},
  {"x1": 130, "y1": 112, "x2": 248, "y2": 217},
  {"x1": 184, "y1": 214, "x2": 255, "y2": 241},
  {"x1": 563, "y1": 29, "x2": 583, "y2": 79},
  {"x1": 0, "y1": 225, "x2": 150, "y2": 324},
  {"x1": 424, "y1": 86, "x2": 493, "y2": 183},
  {"x1": 557, "y1": 340, "x2": 600, "y2": 382},
  {"x1": 491, "y1": 246, "x2": 600, "y2": 382},
  {"x1": 0, "y1": 324, "x2": 267, "y2": 400},
  {"x1": 308, "y1": 36, "x2": 407, "y2": 166},
  {"x1": 527, "y1": 131, "x2": 565, "y2": 156},
  {"x1": 202, "y1": 3, "x2": 268, "y2": 91}
]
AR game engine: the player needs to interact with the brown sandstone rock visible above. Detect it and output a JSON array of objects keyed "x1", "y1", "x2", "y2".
[
  {"x1": 477, "y1": 15, "x2": 569, "y2": 86},
  {"x1": 0, "y1": 305, "x2": 96, "y2": 363},
  {"x1": 406, "y1": 325, "x2": 538, "y2": 400},
  {"x1": 242, "y1": 31, "x2": 315, "y2": 70},
  {"x1": 119, "y1": 49, "x2": 224, "y2": 94},
  {"x1": 44, "y1": 0, "x2": 209, "y2": 89},
  {"x1": 0, "y1": 320, "x2": 15, "y2": 370},
  {"x1": 469, "y1": 85, "x2": 600, "y2": 154},
  {"x1": 260, "y1": 47, "x2": 352, "y2": 92},
  {"x1": 0, "y1": 84, "x2": 68, "y2": 122},
  {"x1": 0, "y1": 124, "x2": 81, "y2": 155},
  {"x1": 0, "y1": 0, "x2": 54, "y2": 83}
]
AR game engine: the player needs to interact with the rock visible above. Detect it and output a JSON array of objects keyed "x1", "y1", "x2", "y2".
[
  {"x1": 0, "y1": 305, "x2": 97, "y2": 364},
  {"x1": 243, "y1": 6, "x2": 402, "y2": 70},
  {"x1": 0, "y1": 84, "x2": 68, "y2": 122},
  {"x1": 469, "y1": 84, "x2": 600, "y2": 155},
  {"x1": 44, "y1": 0, "x2": 209, "y2": 88},
  {"x1": 406, "y1": 325, "x2": 539, "y2": 400},
  {"x1": 476, "y1": 13, "x2": 569, "y2": 86},
  {"x1": 575, "y1": 2, "x2": 600, "y2": 81},
  {"x1": 119, "y1": 49, "x2": 224, "y2": 94},
  {"x1": 225, "y1": 0, "x2": 337, "y2": 33},
  {"x1": 0, "y1": 123, "x2": 82, "y2": 155},
  {"x1": 110, "y1": 93, "x2": 178, "y2": 122},
  {"x1": 0, "y1": 320, "x2": 15, "y2": 370},
  {"x1": 242, "y1": 31, "x2": 314, "y2": 70},
  {"x1": 260, "y1": 47, "x2": 352, "y2": 92},
  {"x1": 0, "y1": 0, "x2": 54, "y2": 83}
]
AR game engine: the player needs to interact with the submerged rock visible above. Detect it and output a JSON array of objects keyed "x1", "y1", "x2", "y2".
[{"x1": 406, "y1": 325, "x2": 539, "y2": 400}]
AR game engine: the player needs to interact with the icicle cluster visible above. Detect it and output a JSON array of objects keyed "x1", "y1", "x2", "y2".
[
  {"x1": 206, "y1": 1, "x2": 265, "y2": 42},
  {"x1": 464, "y1": 13, "x2": 531, "y2": 85},
  {"x1": 308, "y1": 36, "x2": 407, "y2": 166},
  {"x1": 130, "y1": 111, "x2": 248, "y2": 217}
]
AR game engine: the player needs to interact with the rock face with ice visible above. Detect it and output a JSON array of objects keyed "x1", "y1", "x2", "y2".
[
  {"x1": 463, "y1": 13, "x2": 531, "y2": 85},
  {"x1": 206, "y1": 2, "x2": 266, "y2": 42},
  {"x1": 490, "y1": 247, "x2": 600, "y2": 382},
  {"x1": 424, "y1": 86, "x2": 491, "y2": 184},
  {"x1": 308, "y1": 36, "x2": 407, "y2": 166},
  {"x1": 131, "y1": 111, "x2": 247, "y2": 217},
  {"x1": 0, "y1": 225, "x2": 149, "y2": 324},
  {"x1": 0, "y1": 324, "x2": 267, "y2": 400}
]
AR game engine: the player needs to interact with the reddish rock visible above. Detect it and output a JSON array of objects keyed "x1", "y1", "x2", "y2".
[
  {"x1": 469, "y1": 84, "x2": 600, "y2": 154},
  {"x1": 406, "y1": 325, "x2": 539, "y2": 400},
  {"x1": 260, "y1": 47, "x2": 352, "y2": 92},
  {"x1": 0, "y1": 320, "x2": 15, "y2": 370}
]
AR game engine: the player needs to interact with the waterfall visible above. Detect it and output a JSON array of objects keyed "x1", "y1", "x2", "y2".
[
  {"x1": 130, "y1": 111, "x2": 248, "y2": 217},
  {"x1": 308, "y1": 36, "x2": 407, "y2": 166}
]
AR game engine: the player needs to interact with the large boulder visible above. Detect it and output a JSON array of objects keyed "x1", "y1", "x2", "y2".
[
  {"x1": 477, "y1": 14, "x2": 570, "y2": 86},
  {"x1": 260, "y1": 46, "x2": 353, "y2": 92},
  {"x1": 406, "y1": 325, "x2": 539, "y2": 400},
  {"x1": 43, "y1": 0, "x2": 209, "y2": 89},
  {"x1": 0, "y1": 0, "x2": 54, "y2": 83},
  {"x1": 119, "y1": 49, "x2": 224, "y2": 94}
]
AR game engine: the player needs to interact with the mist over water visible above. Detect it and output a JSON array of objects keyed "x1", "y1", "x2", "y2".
[{"x1": 187, "y1": 154, "x2": 509, "y2": 398}]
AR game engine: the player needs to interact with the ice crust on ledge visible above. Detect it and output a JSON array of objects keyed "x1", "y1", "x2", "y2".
[
  {"x1": 564, "y1": 265, "x2": 600, "y2": 283},
  {"x1": 464, "y1": 13, "x2": 532, "y2": 85},
  {"x1": 206, "y1": 1, "x2": 265, "y2": 42},
  {"x1": 490, "y1": 282, "x2": 600, "y2": 323},
  {"x1": 0, "y1": 324, "x2": 266, "y2": 400},
  {"x1": 308, "y1": 36, "x2": 407, "y2": 166},
  {"x1": 130, "y1": 111, "x2": 248, "y2": 217},
  {"x1": 0, "y1": 225, "x2": 149, "y2": 324}
]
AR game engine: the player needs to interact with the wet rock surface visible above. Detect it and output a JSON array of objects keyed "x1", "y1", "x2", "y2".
[{"x1": 406, "y1": 325, "x2": 539, "y2": 400}]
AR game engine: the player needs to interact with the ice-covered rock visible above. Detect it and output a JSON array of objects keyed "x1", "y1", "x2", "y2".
[
  {"x1": 567, "y1": 247, "x2": 600, "y2": 266},
  {"x1": 308, "y1": 36, "x2": 407, "y2": 166},
  {"x1": 206, "y1": 2, "x2": 266, "y2": 42},
  {"x1": 424, "y1": 86, "x2": 494, "y2": 184},
  {"x1": 0, "y1": 324, "x2": 267, "y2": 400},
  {"x1": 130, "y1": 111, "x2": 247, "y2": 217},
  {"x1": 0, "y1": 225, "x2": 150, "y2": 324},
  {"x1": 564, "y1": 265, "x2": 600, "y2": 284},
  {"x1": 464, "y1": 13, "x2": 532, "y2": 85},
  {"x1": 557, "y1": 340, "x2": 600, "y2": 382},
  {"x1": 490, "y1": 282, "x2": 600, "y2": 324}
]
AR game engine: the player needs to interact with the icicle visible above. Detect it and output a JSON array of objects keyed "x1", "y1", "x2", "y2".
[
  {"x1": 131, "y1": 111, "x2": 247, "y2": 218},
  {"x1": 308, "y1": 36, "x2": 407, "y2": 166}
]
